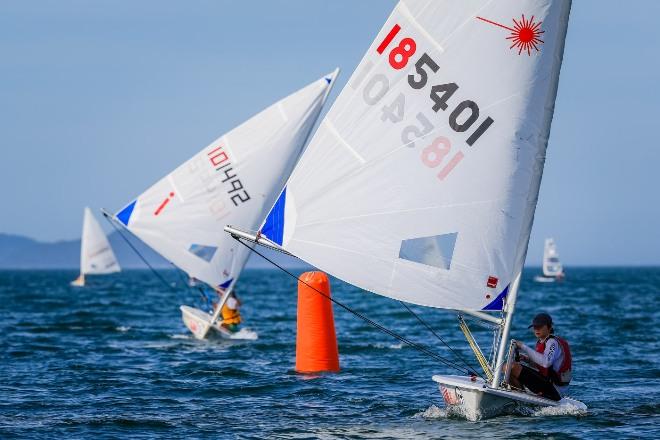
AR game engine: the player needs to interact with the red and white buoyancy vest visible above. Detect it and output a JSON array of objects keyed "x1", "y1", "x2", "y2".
[{"x1": 535, "y1": 335, "x2": 572, "y2": 386}]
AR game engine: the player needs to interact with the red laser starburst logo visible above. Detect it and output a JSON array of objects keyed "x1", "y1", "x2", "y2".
[{"x1": 477, "y1": 15, "x2": 545, "y2": 56}]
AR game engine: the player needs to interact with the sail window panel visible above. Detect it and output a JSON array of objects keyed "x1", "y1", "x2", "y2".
[
  {"x1": 398, "y1": 232, "x2": 458, "y2": 270},
  {"x1": 188, "y1": 244, "x2": 218, "y2": 263}
]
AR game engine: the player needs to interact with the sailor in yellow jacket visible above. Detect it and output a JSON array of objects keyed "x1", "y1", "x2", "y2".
[{"x1": 219, "y1": 291, "x2": 242, "y2": 332}]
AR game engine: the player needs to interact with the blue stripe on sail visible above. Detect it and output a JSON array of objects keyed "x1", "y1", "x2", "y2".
[
  {"x1": 482, "y1": 285, "x2": 509, "y2": 311},
  {"x1": 219, "y1": 278, "x2": 233, "y2": 289},
  {"x1": 116, "y1": 200, "x2": 137, "y2": 226},
  {"x1": 261, "y1": 188, "x2": 286, "y2": 246}
]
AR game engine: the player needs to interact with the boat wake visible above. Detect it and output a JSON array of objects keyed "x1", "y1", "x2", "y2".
[
  {"x1": 528, "y1": 400, "x2": 588, "y2": 418},
  {"x1": 416, "y1": 405, "x2": 450, "y2": 419},
  {"x1": 229, "y1": 328, "x2": 258, "y2": 340},
  {"x1": 416, "y1": 404, "x2": 481, "y2": 420}
]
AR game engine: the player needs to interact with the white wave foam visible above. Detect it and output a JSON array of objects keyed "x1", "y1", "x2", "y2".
[
  {"x1": 416, "y1": 399, "x2": 587, "y2": 422},
  {"x1": 169, "y1": 334, "x2": 191, "y2": 340},
  {"x1": 415, "y1": 405, "x2": 449, "y2": 419},
  {"x1": 373, "y1": 342, "x2": 403, "y2": 349},
  {"x1": 115, "y1": 326, "x2": 131, "y2": 332},
  {"x1": 229, "y1": 328, "x2": 258, "y2": 340},
  {"x1": 531, "y1": 399, "x2": 588, "y2": 417}
]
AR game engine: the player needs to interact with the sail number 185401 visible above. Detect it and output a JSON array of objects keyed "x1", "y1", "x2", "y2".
[{"x1": 377, "y1": 24, "x2": 494, "y2": 147}]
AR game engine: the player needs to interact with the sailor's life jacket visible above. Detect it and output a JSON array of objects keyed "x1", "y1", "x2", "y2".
[
  {"x1": 221, "y1": 300, "x2": 242, "y2": 326},
  {"x1": 535, "y1": 335, "x2": 572, "y2": 386}
]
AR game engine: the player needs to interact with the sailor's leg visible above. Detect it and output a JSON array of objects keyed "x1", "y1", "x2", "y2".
[
  {"x1": 506, "y1": 362, "x2": 523, "y2": 389},
  {"x1": 517, "y1": 365, "x2": 561, "y2": 400}
]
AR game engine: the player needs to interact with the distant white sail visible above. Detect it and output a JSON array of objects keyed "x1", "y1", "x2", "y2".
[
  {"x1": 542, "y1": 238, "x2": 563, "y2": 277},
  {"x1": 260, "y1": 0, "x2": 571, "y2": 311},
  {"x1": 115, "y1": 71, "x2": 338, "y2": 289},
  {"x1": 80, "y1": 207, "x2": 120, "y2": 275}
]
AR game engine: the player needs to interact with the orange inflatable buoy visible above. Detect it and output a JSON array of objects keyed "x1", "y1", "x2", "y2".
[{"x1": 295, "y1": 271, "x2": 340, "y2": 373}]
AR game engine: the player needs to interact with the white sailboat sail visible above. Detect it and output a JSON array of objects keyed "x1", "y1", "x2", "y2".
[
  {"x1": 114, "y1": 71, "x2": 338, "y2": 290},
  {"x1": 542, "y1": 238, "x2": 563, "y2": 277},
  {"x1": 80, "y1": 207, "x2": 121, "y2": 275},
  {"x1": 259, "y1": 0, "x2": 571, "y2": 312}
]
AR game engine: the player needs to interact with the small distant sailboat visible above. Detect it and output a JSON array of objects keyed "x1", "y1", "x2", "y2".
[
  {"x1": 71, "y1": 207, "x2": 120, "y2": 286},
  {"x1": 228, "y1": 0, "x2": 584, "y2": 420},
  {"x1": 112, "y1": 71, "x2": 338, "y2": 339},
  {"x1": 534, "y1": 238, "x2": 565, "y2": 282}
]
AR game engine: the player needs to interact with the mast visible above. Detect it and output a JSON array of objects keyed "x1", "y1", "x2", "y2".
[
  {"x1": 490, "y1": 271, "x2": 522, "y2": 388},
  {"x1": 209, "y1": 278, "x2": 239, "y2": 326}
]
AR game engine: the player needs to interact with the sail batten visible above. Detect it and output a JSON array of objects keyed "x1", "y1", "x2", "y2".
[
  {"x1": 260, "y1": 0, "x2": 571, "y2": 311},
  {"x1": 115, "y1": 71, "x2": 338, "y2": 289}
]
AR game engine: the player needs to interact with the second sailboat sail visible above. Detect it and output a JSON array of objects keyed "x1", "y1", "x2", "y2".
[
  {"x1": 71, "y1": 207, "x2": 121, "y2": 287},
  {"x1": 114, "y1": 71, "x2": 338, "y2": 333}
]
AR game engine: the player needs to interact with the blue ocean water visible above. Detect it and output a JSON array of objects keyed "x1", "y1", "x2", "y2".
[{"x1": 1, "y1": 268, "x2": 658, "y2": 439}]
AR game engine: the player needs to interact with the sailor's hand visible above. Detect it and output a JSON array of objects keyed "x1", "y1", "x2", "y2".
[{"x1": 513, "y1": 340, "x2": 524, "y2": 349}]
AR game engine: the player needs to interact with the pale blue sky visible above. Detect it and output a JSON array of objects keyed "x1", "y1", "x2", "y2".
[{"x1": 1, "y1": 0, "x2": 658, "y2": 266}]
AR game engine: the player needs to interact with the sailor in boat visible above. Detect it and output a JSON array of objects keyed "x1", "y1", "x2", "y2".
[
  {"x1": 508, "y1": 313, "x2": 573, "y2": 401},
  {"x1": 213, "y1": 289, "x2": 242, "y2": 333}
]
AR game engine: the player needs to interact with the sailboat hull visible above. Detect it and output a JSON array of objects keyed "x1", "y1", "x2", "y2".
[
  {"x1": 180, "y1": 305, "x2": 233, "y2": 339},
  {"x1": 180, "y1": 305, "x2": 257, "y2": 341},
  {"x1": 432, "y1": 375, "x2": 586, "y2": 421},
  {"x1": 534, "y1": 275, "x2": 557, "y2": 283},
  {"x1": 70, "y1": 275, "x2": 85, "y2": 287}
]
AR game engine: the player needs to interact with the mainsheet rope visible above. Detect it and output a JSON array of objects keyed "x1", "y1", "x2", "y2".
[
  {"x1": 169, "y1": 262, "x2": 213, "y2": 309},
  {"x1": 103, "y1": 212, "x2": 216, "y2": 311},
  {"x1": 398, "y1": 301, "x2": 486, "y2": 381},
  {"x1": 232, "y1": 235, "x2": 479, "y2": 377}
]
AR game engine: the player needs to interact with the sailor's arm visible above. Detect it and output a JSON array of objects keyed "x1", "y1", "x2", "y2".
[{"x1": 517, "y1": 339, "x2": 558, "y2": 368}]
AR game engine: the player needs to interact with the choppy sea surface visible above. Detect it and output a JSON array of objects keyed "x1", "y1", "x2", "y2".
[{"x1": 1, "y1": 267, "x2": 658, "y2": 439}]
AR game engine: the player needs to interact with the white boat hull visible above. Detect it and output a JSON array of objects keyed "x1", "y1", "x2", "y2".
[
  {"x1": 70, "y1": 275, "x2": 85, "y2": 287},
  {"x1": 534, "y1": 275, "x2": 557, "y2": 283},
  {"x1": 432, "y1": 375, "x2": 586, "y2": 421},
  {"x1": 180, "y1": 305, "x2": 256, "y2": 341}
]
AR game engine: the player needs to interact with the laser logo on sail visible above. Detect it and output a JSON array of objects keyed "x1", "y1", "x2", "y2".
[{"x1": 476, "y1": 15, "x2": 545, "y2": 56}]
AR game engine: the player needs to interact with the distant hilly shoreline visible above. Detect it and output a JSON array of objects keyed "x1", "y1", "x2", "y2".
[
  {"x1": 0, "y1": 232, "x2": 310, "y2": 270},
  {"x1": 2, "y1": 233, "x2": 657, "y2": 270}
]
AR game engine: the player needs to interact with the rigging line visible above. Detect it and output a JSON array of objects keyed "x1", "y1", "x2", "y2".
[
  {"x1": 398, "y1": 302, "x2": 484, "y2": 380},
  {"x1": 169, "y1": 262, "x2": 209, "y2": 306},
  {"x1": 232, "y1": 236, "x2": 474, "y2": 376},
  {"x1": 170, "y1": 263, "x2": 192, "y2": 290},
  {"x1": 102, "y1": 213, "x2": 177, "y2": 293}
]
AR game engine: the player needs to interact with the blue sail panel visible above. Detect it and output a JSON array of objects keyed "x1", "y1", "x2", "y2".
[
  {"x1": 116, "y1": 200, "x2": 137, "y2": 227},
  {"x1": 482, "y1": 285, "x2": 509, "y2": 311},
  {"x1": 260, "y1": 188, "x2": 286, "y2": 245}
]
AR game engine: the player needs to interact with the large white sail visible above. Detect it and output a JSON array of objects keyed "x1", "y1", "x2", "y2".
[
  {"x1": 115, "y1": 71, "x2": 338, "y2": 289},
  {"x1": 80, "y1": 207, "x2": 120, "y2": 275},
  {"x1": 260, "y1": 0, "x2": 571, "y2": 311},
  {"x1": 542, "y1": 238, "x2": 563, "y2": 277}
]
